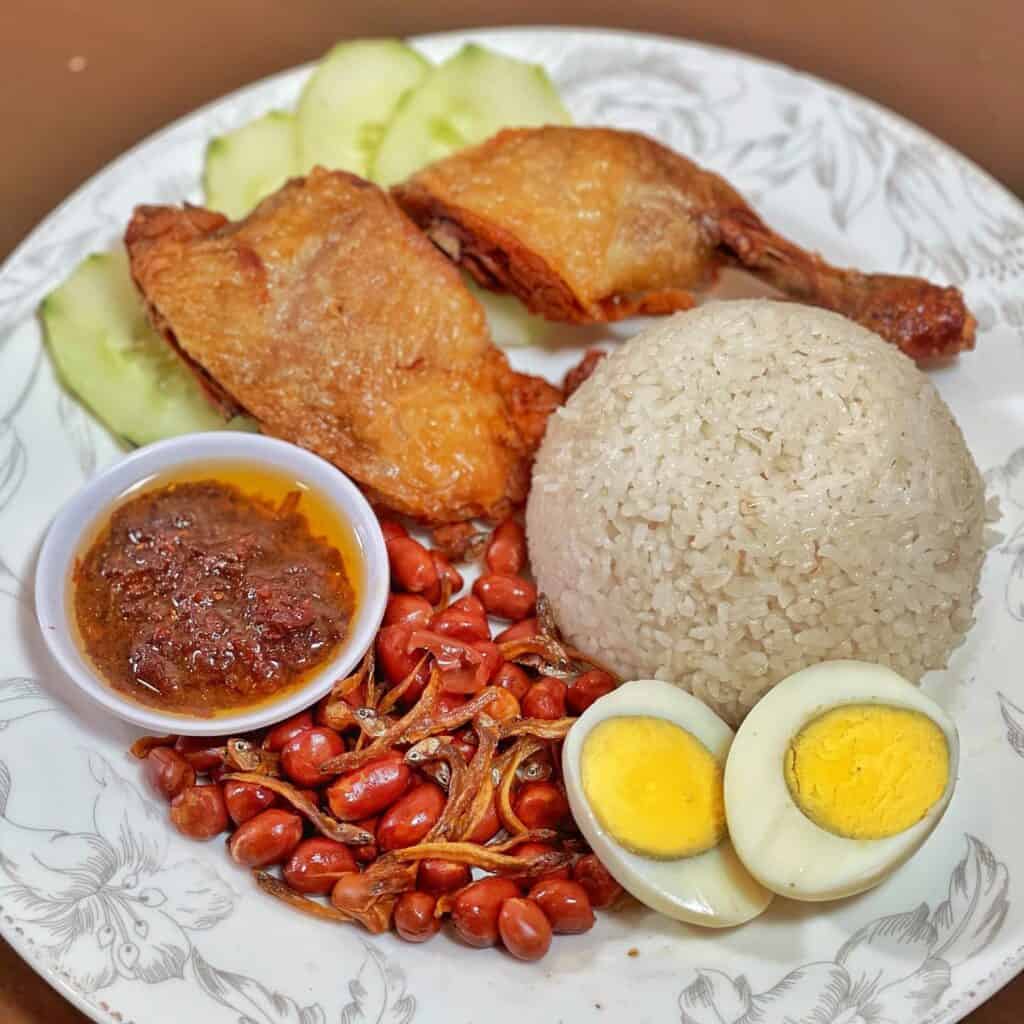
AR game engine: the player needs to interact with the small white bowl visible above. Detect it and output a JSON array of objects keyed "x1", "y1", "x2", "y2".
[{"x1": 35, "y1": 432, "x2": 389, "y2": 737}]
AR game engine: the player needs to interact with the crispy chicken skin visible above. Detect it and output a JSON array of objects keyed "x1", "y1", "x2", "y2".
[
  {"x1": 126, "y1": 168, "x2": 560, "y2": 524},
  {"x1": 395, "y1": 126, "x2": 975, "y2": 360}
]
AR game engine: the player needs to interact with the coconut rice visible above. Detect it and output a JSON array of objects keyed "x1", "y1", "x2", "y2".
[{"x1": 526, "y1": 300, "x2": 986, "y2": 724}]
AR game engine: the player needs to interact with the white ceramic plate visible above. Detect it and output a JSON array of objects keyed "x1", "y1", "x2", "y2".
[{"x1": 1, "y1": 26, "x2": 1023, "y2": 1024}]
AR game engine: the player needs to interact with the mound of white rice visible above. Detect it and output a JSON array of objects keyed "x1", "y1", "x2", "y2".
[{"x1": 527, "y1": 300, "x2": 986, "y2": 724}]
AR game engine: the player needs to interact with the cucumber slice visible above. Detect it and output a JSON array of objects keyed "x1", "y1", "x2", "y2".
[
  {"x1": 41, "y1": 248, "x2": 255, "y2": 446},
  {"x1": 296, "y1": 39, "x2": 429, "y2": 177},
  {"x1": 372, "y1": 43, "x2": 571, "y2": 186},
  {"x1": 468, "y1": 281, "x2": 552, "y2": 348},
  {"x1": 203, "y1": 110, "x2": 299, "y2": 219}
]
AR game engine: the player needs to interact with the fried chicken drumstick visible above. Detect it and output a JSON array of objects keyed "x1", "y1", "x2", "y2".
[
  {"x1": 126, "y1": 168, "x2": 560, "y2": 524},
  {"x1": 395, "y1": 126, "x2": 975, "y2": 360}
]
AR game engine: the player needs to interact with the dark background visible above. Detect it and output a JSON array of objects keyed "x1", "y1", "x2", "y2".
[{"x1": 1, "y1": 1, "x2": 1021, "y2": 1021}]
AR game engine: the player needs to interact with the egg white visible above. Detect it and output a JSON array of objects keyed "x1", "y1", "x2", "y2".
[
  {"x1": 724, "y1": 660, "x2": 960, "y2": 902},
  {"x1": 562, "y1": 679, "x2": 773, "y2": 928}
]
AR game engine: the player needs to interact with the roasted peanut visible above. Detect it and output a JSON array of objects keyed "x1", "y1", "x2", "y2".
[
  {"x1": 144, "y1": 747, "x2": 196, "y2": 801},
  {"x1": 383, "y1": 593, "x2": 434, "y2": 630},
  {"x1": 430, "y1": 607, "x2": 490, "y2": 643},
  {"x1": 473, "y1": 574, "x2": 537, "y2": 621},
  {"x1": 485, "y1": 519, "x2": 527, "y2": 575},
  {"x1": 493, "y1": 662, "x2": 531, "y2": 701},
  {"x1": 224, "y1": 779, "x2": 279, "y2": 826},
  {"x1": 498, "y1": 898, "x2": 552, "y2": 961},
  {"x1": 283, "y1": 837, "x2": 357, "y2": 894},
  {"x1": 264, "y1": 710, "x2": 315, "y2": 752},
  {"x1": 572, "y1": 854, "x2": 623, "y2": 909},
  {"x1": 169, "y1": 784, "x2": 229, "y2": 840},
  {"x1": 388, "y1": 537, "x2": 438, "y2": 595},
  {"x1": 566, "y1": 670, "x2": 616, "y2": 715},
  {"x1": 228, "y1": 808, "x2": 303, "y2": 868},
  {"x1": 280, "y1": 727, "x2": 345, "y2": 788},
  {"x1": 418, "y1": 859, "x2": 472, "y2": 894},
  {"x1": 513, "y1": 782, "x2": 570, "y2": 831},
  {"x1": 378, "y1": 519, "x2": 408, "y2": 544},
  {"x1": 528, "y1": 879, "x2": 595, "y2": 934},
  {"x1": 451, "y1": 877, "x2": 521, "y2": 948},
  {"x1": 331, "y1": 871, "x2": 378, "y2": 918},
  {"x1": 326, "y1": 752, "x2": 412, "y2": 821},
  {"x1": 521, "y1": 677, "x2": 567, "y2": 720},
  {"x1": 377, "y1": 782, "x2": 446, "y2": 852},
  {"x1": 376, "y1": 623, "x2": 423, "y2": 684},
  {"x1": 394, "y1": 891, "x2": 442, "y2": 943}
]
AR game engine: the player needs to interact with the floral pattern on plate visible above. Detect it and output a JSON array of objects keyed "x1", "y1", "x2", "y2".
[{"x1": 679, "y1": 836, "x2": 1008, "y2": 1024}]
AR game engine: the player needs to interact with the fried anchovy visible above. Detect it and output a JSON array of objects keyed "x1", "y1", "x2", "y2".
[
  {"x1": 317, "y1": 648, "x2": 376, "y2": 732},
  {"x1": 406, "y1": 736, "x2": 469, "y2": 842},
  {"x1": 330, "y1": 859, "x2": 418, "y2": 933},
  {"x1": 223, "y1": 772, "x2": 373, "y2": 845},
  {"x1": 517, "y1": 749, "x2": 553, "y2": 783},
  {"x1": 499, "y1": 635, "x2": 577, "y2": 677},
  {"x1": 536, "y1": 593, "x2": 561, "y2": 639},
  {"x1": 319, "y1": 671, "x2": 443, "y2": 775},
  {"x1": 499, "y1": 717, "x2": 576, "y2": 741},
  {"x1": 129, "y1": 735, "x2": 177, "y2": 759},
  {"x1": 389, "y1": 839, "x2": 569, "y2": 876},
  {"x1": 401, "y1": 687, "x2": 499, "y2": 744},
  {"x1": 226, "y1": 739, "x2": 281, "y2": 776},
  {"x1": 497, "y1": 736, "x2": 545, "y2": 835},
  {"x1": 378, "y1": 654, "x2": 429, "y2": 715},
  {"x1": 253, "y1": 871, "x2": 354, "y2": 924},
  {"x1": 455, "y1": 716, "x2": 502, "y2": 841}
]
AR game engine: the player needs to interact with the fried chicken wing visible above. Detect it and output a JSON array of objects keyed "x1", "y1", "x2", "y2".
[
  {"x1": 394, "y1": 126, "x2": 975, "y2": 360},
  {"x1": 126, "y1": 168, "x2": 560, "y2": 524}
]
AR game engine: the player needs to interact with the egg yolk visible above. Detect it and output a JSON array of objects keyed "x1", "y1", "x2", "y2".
[
  {"x1": 580, "y1": 715, "x2": 726, "y2": 859},
  {"x1": 784, "y1": 704, "x2": 949, "y2": 840}
]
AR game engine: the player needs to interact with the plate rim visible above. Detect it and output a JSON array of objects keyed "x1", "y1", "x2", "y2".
[{"x1": 2, "y1": 24, "x2": 1022, "y2": 1024}]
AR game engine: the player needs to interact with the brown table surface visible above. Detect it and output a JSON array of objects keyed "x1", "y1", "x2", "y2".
[{"x1": 1, "y1": 1, "x2": 1021, "y2": 1021}]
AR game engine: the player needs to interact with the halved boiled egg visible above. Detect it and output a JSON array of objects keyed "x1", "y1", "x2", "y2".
[
  {"x1": 724, "y1": 660, "x2": 959, "y2": 902},
  {"x1": 562, "y1": 679, "x2": 773, "y2": 927}
]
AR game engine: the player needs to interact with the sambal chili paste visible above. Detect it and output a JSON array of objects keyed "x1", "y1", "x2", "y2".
[{"x1": 73, "y1": 479, "x2": 355, "y2": 713}]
